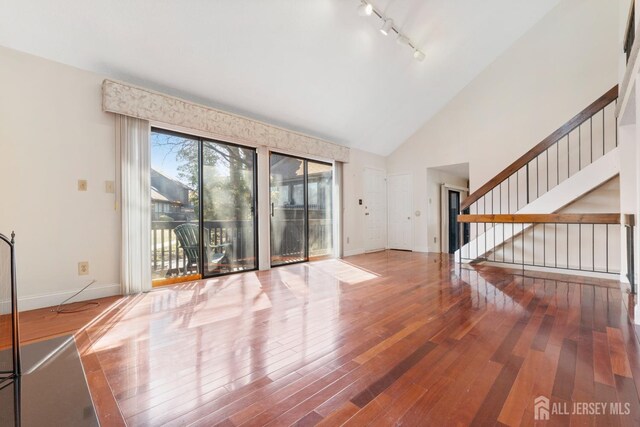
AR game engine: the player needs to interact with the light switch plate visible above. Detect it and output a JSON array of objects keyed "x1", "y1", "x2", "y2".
[
  {"x1": 105, "y1": 180, "x2": 115, "y2": 194},
  {"x1": 78, "y1": 180, "x2": 88, "y2": 191}
]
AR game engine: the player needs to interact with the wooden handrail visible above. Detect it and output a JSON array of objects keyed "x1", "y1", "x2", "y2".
[
  {"x1": 457, "y1": 213, "x2": 620, "y2": 224},
  {"x1": 461, "y1": 86, "x2": 619, "y2": 210}
]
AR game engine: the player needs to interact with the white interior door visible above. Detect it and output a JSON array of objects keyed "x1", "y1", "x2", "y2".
[
  {"x1": 388, "y1": 174, "x2": 413, "y2": 250},
  {"x1": 363, "y1": 168, "x2": 387, "y2": 252}
]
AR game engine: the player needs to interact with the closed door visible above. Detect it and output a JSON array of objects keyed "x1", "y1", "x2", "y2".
[
  {"x1": 363, "y1": 168, "x2": 387, "y2": 252},
  {"x1": 387, "y1": 174, "x2": 413, "y2": 250}
]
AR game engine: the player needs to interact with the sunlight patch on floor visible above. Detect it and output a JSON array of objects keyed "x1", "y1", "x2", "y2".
[{"x1": 309, "y1": 259, "x2": 379, "y2": 285}]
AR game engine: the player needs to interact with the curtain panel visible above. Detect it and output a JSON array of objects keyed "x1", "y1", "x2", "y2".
[{"x1": 118, "y1": 115, "x2": 152, "y2": 294}]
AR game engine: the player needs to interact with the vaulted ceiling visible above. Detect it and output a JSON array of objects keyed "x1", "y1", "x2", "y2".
[{"x1": 0, "y1": 0, "x2": 560, "y2": 155}]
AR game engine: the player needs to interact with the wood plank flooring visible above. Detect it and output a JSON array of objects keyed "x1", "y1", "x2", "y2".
[{"x1": 20, "y1": 251, "x2": 640, "y2": 425}]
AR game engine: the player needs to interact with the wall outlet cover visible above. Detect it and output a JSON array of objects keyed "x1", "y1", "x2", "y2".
[
  {"x1": 78, "y1": 261, "x2": 89, "y2": 275},
  {"x1": 105, "y1": 180, "x2": 115, "y2": 193},
  {"x1": 78, "y1": 180, "x2": 88, "y2": 191}
]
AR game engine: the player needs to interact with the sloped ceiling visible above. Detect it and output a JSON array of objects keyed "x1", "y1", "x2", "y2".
[{"x1": 0, "y1": 0, "x2": 560, "y2": 155}]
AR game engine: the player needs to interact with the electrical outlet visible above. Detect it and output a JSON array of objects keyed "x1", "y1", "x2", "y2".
[
  {"x1": 347, "y1": 237, "x2": 350, "y2": 244},
  {"x1": 78, "y1": 180, "x2": 88, "y2": 191},
  {"x1": 434, "y1": 237, "x2": 437, "y2": 243},
  {"x1": 105, "y1": 180, "x2": 115, "y2": 194},
  {"x1": 78, "y1": 261, "x2": 89, "y2": 276}
]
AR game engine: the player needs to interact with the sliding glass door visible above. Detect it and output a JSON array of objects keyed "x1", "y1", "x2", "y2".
[
  {"x1": 202, "y1": 141, "x2": 257, "y2": 275},
  {"x1": 270, "y1": 154, "x2": 306, "y2": 265},
  {"x1": 308, "y1": 161, "x2": 333, "y2": 258},
  {"x1": 270, "y1": 153, "x2": 333, "y2": 266},
  {"x1": 150, "y1": 128, "x2": 257, "y2": 285}
]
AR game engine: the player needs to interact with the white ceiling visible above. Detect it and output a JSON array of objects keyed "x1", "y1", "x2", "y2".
[{"x1": 0, "y1": 0, "x2": 560, "y2": 155}]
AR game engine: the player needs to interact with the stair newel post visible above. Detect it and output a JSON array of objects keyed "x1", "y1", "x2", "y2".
[
  {"x1": 458, "y1": 213, "x2": 464, "y2": 275},
  {"x1": 625, "y1": 215, "x2": 636, "y2": 294}
]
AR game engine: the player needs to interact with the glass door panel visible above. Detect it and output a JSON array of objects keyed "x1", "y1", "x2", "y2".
[
  {"x1": 308, "y1": 161, "x2": 333, "y2": 259},
  {"x1": 150, "y1": 130, "x2": 200, "y2": 284},
  {"x1": 202, "y1": 141, "x2": 257, "y2": 276},
  {"x1": 270, "y1": 154, "x2": 306, "y2": 266}
]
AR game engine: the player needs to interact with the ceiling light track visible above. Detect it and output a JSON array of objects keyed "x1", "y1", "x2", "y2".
[{"x1": 357, "y1": 1, "x2": 425, "y2": 61}]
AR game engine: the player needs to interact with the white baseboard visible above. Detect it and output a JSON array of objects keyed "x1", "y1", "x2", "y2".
[
  {"x1": 17, "y1": 283, "x2": 122, "y2": 312},
  {"x1": 344, "y1": 248, "x2": 365, "y2": 257}
]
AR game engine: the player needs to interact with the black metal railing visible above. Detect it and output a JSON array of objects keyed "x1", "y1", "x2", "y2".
[
  {"x1": 462, "y1": 88, "x2": 618, "y2": 218},
  {"x1": 151, "y1": 219, "x2": 332, "y2": 278},
  {"x1": 457, "y1": 214, "x2": 635, "y2": 293},
  {"x1": 457, "y1": 89, "x2": 620, "y2": 279},
  {"x1": 0, "y1": 232, "x2": 21, "y2": 378}
]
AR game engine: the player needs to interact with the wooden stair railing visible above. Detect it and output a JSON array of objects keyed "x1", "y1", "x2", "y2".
[
  {"x1": 455, "y1": 213, "x2": 631, "y2": 281},
  {"x1": 457, "y1": 213, "x2": 620, "y2": 224},
  {"x1": 461, "y1": 86, "x2": 619, "y2": 212}
]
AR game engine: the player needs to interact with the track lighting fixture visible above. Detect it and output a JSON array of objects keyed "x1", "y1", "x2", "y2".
[
  {"x1": 396, "y1": 34, "x2": 410, "y2": 46},
  {"x1": 357, "y1": 2, "x2": 373, "y2": 16},
  {"x1": 355, "y1": 1, "x2": 425, "y2": 62},
  {"x1": 380, "y1": 19, "x2": 394, "y2": 36}
]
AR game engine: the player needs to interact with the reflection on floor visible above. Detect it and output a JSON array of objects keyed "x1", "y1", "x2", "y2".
[
  {"x1": 18, "y1": 251, "x2": 640, "y2": 425},
  {"x1": 0, "y1": 336, "x2": 97, "y2": 427}
]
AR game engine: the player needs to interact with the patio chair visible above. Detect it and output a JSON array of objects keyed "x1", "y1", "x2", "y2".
[{"x1": 174, "y1": 223, "x2": 230, "y2": 274}]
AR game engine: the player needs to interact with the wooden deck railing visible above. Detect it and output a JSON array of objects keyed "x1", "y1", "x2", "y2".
[{"x1": 151, "y1": 219, "x2": 332, "y2": 278}]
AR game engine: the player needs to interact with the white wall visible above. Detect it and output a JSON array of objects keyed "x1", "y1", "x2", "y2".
[
  {"x1": 0, "y1": 45, "x2": 384, "y2": 309},
  {"x1": 387, "y1": 0, "x2": 620, "y2": 253},
  {"x1": 342, "y1": 148, "x2": 386, "y2": 256},
  {"x1": 0, "y1": 46, "x2": 120, "y2": 310}
]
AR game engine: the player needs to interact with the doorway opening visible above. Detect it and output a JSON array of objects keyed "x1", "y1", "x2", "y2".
[
  {"x1": 426, "y1": 163, "x2": 470, "y2": 254},
  {"x1": 448, "y1": 190, "x2": 461, "y2": 253}
]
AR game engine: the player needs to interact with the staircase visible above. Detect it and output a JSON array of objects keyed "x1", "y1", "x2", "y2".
[{"x1": 455, "y1": 86, "x2": 628, "y2": 278}]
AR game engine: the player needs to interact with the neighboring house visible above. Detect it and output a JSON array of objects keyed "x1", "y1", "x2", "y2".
[{"x1": 151, "y1": 169, "x2": 194, "y2": 220}]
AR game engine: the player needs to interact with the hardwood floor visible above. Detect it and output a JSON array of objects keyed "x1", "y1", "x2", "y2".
[{"x1": 20, "y1": 251, "x2": 640, "y2": 425}]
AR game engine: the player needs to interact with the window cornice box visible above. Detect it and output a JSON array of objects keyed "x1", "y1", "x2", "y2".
[{"x1": 102, "y1": 79, "x2": 350, "y2": 163}]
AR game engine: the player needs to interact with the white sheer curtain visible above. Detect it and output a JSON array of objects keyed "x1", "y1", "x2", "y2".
[{"x1": 118, "y1": 115, "x2": 151, "y2": 294}]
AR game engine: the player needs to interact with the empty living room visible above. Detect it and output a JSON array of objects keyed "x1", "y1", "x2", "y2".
[{"x1": 2, "y1": 0, "x2": 640, "y2": 425}]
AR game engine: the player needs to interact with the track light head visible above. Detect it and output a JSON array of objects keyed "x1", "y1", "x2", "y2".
[
  {"x1": 357, "y1": 2, "x2": 373, "y2": 16},
  {"x1": 396, "y1": 34, "x2": 410, "y2": 46},
  {"x1": 413, "y1": 49, "x2": 426, "y2": 62},
  {"x1": 380, "y1": 19, "x2": 394, "y2": 36}
]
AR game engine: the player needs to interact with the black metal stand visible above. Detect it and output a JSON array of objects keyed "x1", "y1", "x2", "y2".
[{"x1": 1, "y1": 232, "x2": 21, "y2": 379}]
